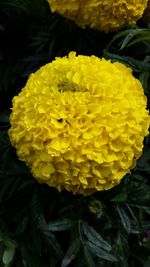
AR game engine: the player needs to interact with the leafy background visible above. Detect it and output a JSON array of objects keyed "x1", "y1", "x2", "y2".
[{"x1": 0, "y1": 1, "x2": 150, "y2": 266}]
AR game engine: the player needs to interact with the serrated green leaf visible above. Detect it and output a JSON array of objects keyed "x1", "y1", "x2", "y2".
[
  {"x1": 46, "y1": 219, "x2": 73, "y2": 232},
  {"x1": 2, "y1": 247, "x2": 15, "y2": 265},
  {"x1": 82, "y1": 222, "x2": 111, "y2": 252},
  {"x1": 86, "y1": 241, "x2": 118, "y2": 262},
  {"x1": 61, "y1": 238, "x2": 81, "y2": 267},
  {"x1": 83, "y1": 245, "x2": 95, "y2": 267}
]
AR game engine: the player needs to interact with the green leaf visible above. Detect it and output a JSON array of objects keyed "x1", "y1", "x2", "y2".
[
  {"x1": 46, "y1": 219, "x2": 73, "y2": 232},
  {"x1": 127, "y1": 36, "x2": 150, "y2": 47},
  {"x1": 43, "y1": 231, "x2": 63, "y2": 259},
  {"x1": 83, "y1": 245, "x2": 96, "y2": 267},
  {"x1": 3, "y1": 238, "x2": 18, "y2": 249},
  {"x1": 126, "y1": 205, "x2": 138, "y2": 223},
  {"x1": 139, "y1": 72, "x2": 150, "y2": 93},
  {"x1": 86, "y1": 241, "x2": 118, "y2": 262},
  {"x1": 116, "y1": 206, "x2": 131, "y2": 233},
  {"x1": 111, "y1": 191, "x2": 128, "y2": 203},
  {"x1": 114, "y1": 232, "x2": 128, "y2": 266},
  {"x1": 82, "y1": 222, "x2": 111, "y2": 252},
  {"x1": 61, "y1": 238, "x2": 81, "y2": 267},
  {"x1": 2, "y1": 247, "x2": 15, "y2": 265},
  {"x1": 105, "y1": 28, "x2": 136, "y2": 50},
  {"x1": 15, "y1": 216, "x2": 29, "y2": 236},
  {"x1": 120, "y1": 29, "x2": 147, "y2": 50},
  {"x1": 105, "y1": 27, "x2": 150, "y2": 51},
  {"x1": 30, "y1": 189, "x2": 47, "y2": 230},
  {"x1": 103, "y1": 50, "x2": 150, "y2": 72}
]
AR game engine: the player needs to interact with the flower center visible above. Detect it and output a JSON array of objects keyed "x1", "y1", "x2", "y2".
[{"x1": 58, "y1": 79, "x2": 77, "y2": 92}]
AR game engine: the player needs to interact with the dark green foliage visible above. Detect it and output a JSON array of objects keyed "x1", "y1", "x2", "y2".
[
  {"x1": 0, "y1": 0, "x2": 112, "y2": 110},
  {"x1": 0, "y1": 1, "x2": 150, "y2": 266}
]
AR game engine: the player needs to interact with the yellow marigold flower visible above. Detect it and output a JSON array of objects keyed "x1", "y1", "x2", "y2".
[
  {"x1": 47, "y1": 0, "x2": 148, "y2": 32},
  {"x1": 9, "y1": 52, "x2": 150, "y2": 195}
]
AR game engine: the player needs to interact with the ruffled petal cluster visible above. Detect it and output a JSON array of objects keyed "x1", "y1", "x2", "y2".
[
  {"x1": 9, "y1": 52, "x2": 150, "y2": 195},
  {"x1": 48, "y1": 0, "x2": 148, "y2": 32}
]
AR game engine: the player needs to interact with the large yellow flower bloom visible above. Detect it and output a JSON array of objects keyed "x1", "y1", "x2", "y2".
[
  {"x1": 9, "y1": 52, "x2": 149, "y2": 195},
  {"x1": 48, "y1": 0, "x2": 148, "y2": 32}
]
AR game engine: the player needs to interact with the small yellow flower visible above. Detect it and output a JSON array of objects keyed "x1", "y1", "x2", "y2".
[
  {"x1": 48, "y1": 0, "x2": 148, "y2": 32},
  {"x1": 9, "y1": 53, "x2": 150, "y2": 195}
]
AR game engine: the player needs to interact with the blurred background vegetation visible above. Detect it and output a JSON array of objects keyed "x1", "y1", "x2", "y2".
[{"x1": 0, "y1": 1, "x2": 150, "y2": 266}]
